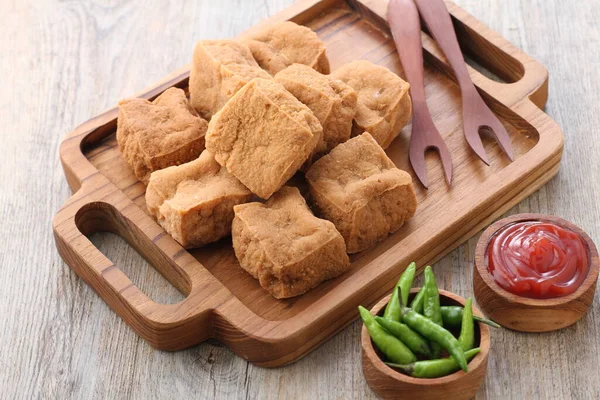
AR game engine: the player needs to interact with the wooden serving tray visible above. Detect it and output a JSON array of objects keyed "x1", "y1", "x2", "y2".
[{"x1": 53, "y1": 0, "x2": 563, "y2": 367}]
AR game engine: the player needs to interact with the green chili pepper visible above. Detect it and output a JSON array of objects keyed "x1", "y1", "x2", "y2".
[
  {"x1": 397, "y1": 290, "x2": 468, "y2": 372},
  {"x1": 375, "y1": 316, "x2": 432, "y2": 358},
  {"x1": 398, "y1": 262, "x2": 416, "y2": 306},
  {"x1": 359, "y1": 306, "x2": 417, "y2": 364},
  {"x1": 383, "y1": 262, "x2": 417, "y2": 321},
  {"x1": 440, "y1": 306, "x2": 467, "y2": 327},
  {"x1": 458, "y1": 298, "x2": 475, "y2": 351},
  {"x1": 385, "y1": 348, "x2": 481, "y2": 378},
  {"x1": 440, "y1": 306, "x2": 501, "y2": 329},
  {"x1": 410, "y1": 285, "x2": 426, "y2": 314},
  {"x1": 423, "y1": 267, "x2": 443, "y2": 358}
]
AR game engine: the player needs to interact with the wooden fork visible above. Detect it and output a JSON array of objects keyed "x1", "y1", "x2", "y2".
[
  {"x1": 388, "y1": 0, "x2": 453, "y2": 188},
  {"x1": 414, "y1": 0, "x2": 515, "y2": 165}
]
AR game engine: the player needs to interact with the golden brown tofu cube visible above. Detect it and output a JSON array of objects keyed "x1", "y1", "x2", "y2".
[
  {"x1": 275, "y1": 63, "x2": 357, "y2": 153},
  {"x1": 232, "y1": 186, "x2": 350, "y2": 299},
  {"x1": 205, "y1": 78, "x2": 323, "y2": 199},
  {"x1": 189, "y1": 40, "x2": 271, "y2": 119},
  {"x1": 306, "y1": 133, "x2": 417, "y2": 253},
  {"x1": 332, "y1": 60, "x2": 412, "y2": 149},
  {"x1": 146, "y1": 151, "x2": 253, "y2": 249},
  {"x1": 243, "y1": 21, "x2": 330, "y2": 75},
  {"x1": 116, "y1": 87, "x2": 208, "y2": 184}
]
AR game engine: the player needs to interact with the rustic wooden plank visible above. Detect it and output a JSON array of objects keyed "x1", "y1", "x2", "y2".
[{"x1": 0, "y1": 1, "x2": 598, "y2": 399}]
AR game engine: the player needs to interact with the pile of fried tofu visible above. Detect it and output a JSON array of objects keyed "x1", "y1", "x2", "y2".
[{"x1": 116, "y1": 21, "x2": 417, "y2": 299}]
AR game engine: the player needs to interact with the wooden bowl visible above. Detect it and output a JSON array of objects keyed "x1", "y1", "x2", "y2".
[
  {"x1": 474, "y1": 213, "x2": 599, "y2": 332},
  {"x1": 361, "y1": 289, "x2": 490, "y2": 400}
]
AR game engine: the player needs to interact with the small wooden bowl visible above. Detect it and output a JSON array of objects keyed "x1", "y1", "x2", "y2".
[
  {"x1": 362, "y1": 289, "x2": 490, "y2": 400},
  {"x1": 474, "y1": 213, "x2": 599, "y2": 332}
]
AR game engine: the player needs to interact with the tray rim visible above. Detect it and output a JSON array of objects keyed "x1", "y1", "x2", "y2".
[{"x1": 53, "y1": 0, "x2": 563, "y2": 367}]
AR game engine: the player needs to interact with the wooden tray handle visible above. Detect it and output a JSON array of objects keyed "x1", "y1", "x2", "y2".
[
  {"x1": 55, "y1": 89, "x2": 292, "y2": 358},
  {"x1": 354, "y1": 0, "x2": 549, "y2": 109},
  {"x1": 52, "y1": 177, "x2": 278, "y2": 351},
  {"x1": 441, "y1": 1, "x2": 549, "y2": 109}
]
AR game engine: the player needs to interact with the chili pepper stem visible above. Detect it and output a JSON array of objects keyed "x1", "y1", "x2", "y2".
[
  {"x1": 474, "y1": 315, "x2": 501, "y2": 328},
  {"x1": 440, "y1": 306, "x2": 502, "y2": 328},
  {"x1": 384, "y1": 362, "x2": 414, "y2": 375}
]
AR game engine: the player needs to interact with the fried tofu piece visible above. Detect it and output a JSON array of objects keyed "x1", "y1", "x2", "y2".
[
  {"x1": 116, "y1": 87, "x2": 208, "y2": 184},
  {"x1": 243, "y1": 21, "x2": 330, "y2": 75},
  {"x1": 306, "y1": 133, "x2": 417, "y2": 253},
  {"x1": 275, "y1": 64, "x2": 357, "y2": 153},
  {"x1": 205, "y1": 78, "x2": 323, "y2": 199},
  {"x1": 332, "y1": 60, "x2": 412, "y2": 149},
  {"x1": 146, "y1": 151, "x2": 253, "y2": 249},
  {"x1": 232, "y1": 186, "x2": 350, "y2": 298},
  {"x1": 189, "y1": 40, "x2": 272, "y2": 119}
]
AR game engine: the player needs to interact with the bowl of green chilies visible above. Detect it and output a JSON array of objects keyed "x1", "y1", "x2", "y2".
[{"x1": 360, "y1": 263, "x2": 492, "y2": 400}]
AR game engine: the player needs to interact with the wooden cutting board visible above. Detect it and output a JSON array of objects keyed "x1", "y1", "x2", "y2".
[{"x1": 53, "y1": 0, "x2": 563, "y2": 367}]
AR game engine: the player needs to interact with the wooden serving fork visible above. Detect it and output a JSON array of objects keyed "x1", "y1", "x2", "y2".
[
  {"x1": 388, "y1": 0, "x2": 453, "y2": 188},
  {"x1": 414, "y1": 0, "x2": 514, "y2": 164}
]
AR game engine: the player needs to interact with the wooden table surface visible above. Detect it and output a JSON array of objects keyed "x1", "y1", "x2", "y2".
[{"x1": 1, "y1": 0, "x2": 598, "y2": 398}]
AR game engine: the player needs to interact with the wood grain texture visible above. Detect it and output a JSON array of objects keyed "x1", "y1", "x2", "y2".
[
  {"x1": 52, "y1": 0, "x2": 561, "y2": 366},
  {"x1": 0, "y1": 0, "x2": 598, "y2": 399}
]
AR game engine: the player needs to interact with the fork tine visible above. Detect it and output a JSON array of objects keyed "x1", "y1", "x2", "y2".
[
  {"x1": 436, "y1": 141, "x2": 454, "y2": 185},
  {"x1": 391, "y1": 0, "x2": 453, "y2": 189},
  {"x1": 464, "y1": 126, "x2": 491, "y2": 166},
  {"x1": 428, "y1": 131, "x2": 453, "y2": 185},
  {"x1": 414, "y1": 0, "x2": 515, "y2": 166},
  {"x1": 487, "y1": 118, "x2": 515, "y2": 161},
  {"x1": 409, "y1": 142, "x2": 429, "y2": 189}
]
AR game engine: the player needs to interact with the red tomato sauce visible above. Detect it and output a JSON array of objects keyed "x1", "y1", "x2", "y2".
[{"x1": 487, "y1": 221, "x2": 589, "y2": 299}]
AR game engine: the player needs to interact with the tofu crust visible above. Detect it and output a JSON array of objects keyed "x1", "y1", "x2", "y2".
[
  {"x1": 116, "y1": 87, "x2": 208, "y2": 184},
  {"x1": 332, "y1": 60, "x2": 412, "y2": 149},
  {"x1": 205, "y1": 78, "x2": 323, "y2": 199},
  {"x1": 306, "y1": 133, "x2": 417, "y2": 253},
  {"x1": 232, "y1": 186, "x2": 350, "y2": 299},
  {"x1": 275, "y1": 64, "x2": 357, "y2": 153},
  {"x1": 189, "y1": 40, "x2": 272, "y2": 119},
  {"x1": 243, "y1": 21, "x2": 330, "y2": 75},
  {"x1": 146, "y1": 150, "x2": 252, "y2": 248}
]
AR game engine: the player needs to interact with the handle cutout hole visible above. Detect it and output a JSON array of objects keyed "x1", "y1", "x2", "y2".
[
  {"x1": 418, "y1": 12, "x2": 526, "y2": 84},
  {"x1": 463, "y1": 54, "x2": 507, "y2": 84},
  {"x1": 450, "y1": 15, "x2": 525, "y2": 83},
  {"x1": 89, "y1": 231, "x2": 185, "y2": 304},
  {"x1": 75, "y1": 202, "x2": 191, "y2": 305}
]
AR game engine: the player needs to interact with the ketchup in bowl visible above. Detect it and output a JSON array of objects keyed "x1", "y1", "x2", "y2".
[{"x1": 487, "y1": 221, "x2": 590, "y2": 299}]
